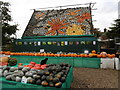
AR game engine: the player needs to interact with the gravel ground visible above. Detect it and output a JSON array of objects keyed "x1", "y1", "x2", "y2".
[{"x1": 71, "y1": 68, "x2": 119, "y2": 88}]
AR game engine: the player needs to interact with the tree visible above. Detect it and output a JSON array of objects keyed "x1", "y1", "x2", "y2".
[
  {"x1": 106, "y1": 19, "x2": 120, "y2": 39},
  {"x1": 1, "y1": 1, "x2": 18, "y2": 46}
]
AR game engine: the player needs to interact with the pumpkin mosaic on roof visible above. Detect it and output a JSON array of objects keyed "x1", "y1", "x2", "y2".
[
  {"x1": 45, "y1": 18, "x2": 69, "y2": 36},
  {"x1": 66, "y1": 24, "x2": 85, "y2": 35},
  {"x1": 22, "y1": 7, "x2": 92, "y2": 37}
]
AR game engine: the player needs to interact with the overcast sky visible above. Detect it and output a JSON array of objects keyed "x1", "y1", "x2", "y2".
[{"x1": 2, "y1": 0, "x2": 119, "y2": 38}]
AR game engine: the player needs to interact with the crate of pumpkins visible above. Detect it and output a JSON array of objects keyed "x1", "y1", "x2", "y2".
[{"x1": 0, "y1": 63, "x2": 71, "y2": 88}]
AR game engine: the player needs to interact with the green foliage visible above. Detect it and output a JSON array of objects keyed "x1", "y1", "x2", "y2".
[
  {"x1": 106, "y1": 19, "x2": 120, "y2": 39},
  {"x1": 1, "y1": 1, "x2": 18, "y2": 46}
]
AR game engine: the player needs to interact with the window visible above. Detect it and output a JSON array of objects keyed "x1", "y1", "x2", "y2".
[
  {"x1": 57, "y1": 42, "x2": 60, "y2": 46},
  {"x1": 61, "y1": 41, "x2": 65, "y2": 46},
  {"x1": 42, "y1": 42, "x2": 46, "y2": 45},
  {"x1": 86, "y1": 41, "x2": 92, "y2": 45},
  {"x1": 24, "y1": 42, "x2": 27, "y2": 45},
  {"x1": 18, "y1": 42, "x2": 22, "y2": 45},
  {"x1": 76, "y1": 41, "x2": 79, "y2": 45},
  {"x1": 52, "y1": 42, "x2": 57, "y2": 45},
  {"x1": 65, "y1": 41, "x2": 68, "y2": 45},
  {"x1": 38, "y1": 42, "x2": 41, "y2": 45},
  {"x1": 93, "y1": 41, "x2": 96, "y2": 45},
  {"x1": 29, "y1": 42, "x2": 33, "y2": 45},
  {"x1": 69, "y1": 41, "x2": 73, "y2": 45},
  {"x1": 81, "y1": 41, "x2": 85, "y2": 45},
  {"x1": 34, "y1": 42, "x2": 37, "y2": 46},
  {"x1": 47, "y1": 42, "x2": 52, "y2": 45},
  {"x1": 15, "y1": 42, "x2": 18, "y2": 45}
]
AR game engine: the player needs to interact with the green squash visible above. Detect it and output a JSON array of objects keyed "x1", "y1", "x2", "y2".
[
  {"x1": 46, "y1": 76, "x2": 53, "y2": 82},
  {"x1": 8, "y1": 58, "x2": 17, "y2": 66},
  {"x1": 41, "y1": 75, "x2": 46, "y2": 81},
  {"x1": 53, "y1": 77, "x2": 59, "y2": 83},
  {"x1": 60, "y1": 77, "x2": 66, "y2": 83},
  {"x1": 36, "y1": 79, "x2": 41, "y2": 85},
  {"x1": 49, "y1": 82, "x2": 54, "y2": 87}
]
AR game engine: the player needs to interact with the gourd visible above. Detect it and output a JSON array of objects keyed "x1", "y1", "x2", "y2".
[
  {"x1": 92, "y1": 50, "x2": 96, "y2": 54},
  {"x1": 11, "y1": 74, "x2": 16, "y2": 81},
  {"x1": 18, "y1": 66, "x2": 24, "y2": 70},
  {"x1": 9, "y1": 67, "x2": 18, "y2": 72},
  {"x1": 16, "y1": 76, "x2": 22, "y2": 82},
  {"x1": 6, "y1": 75, "x2": 12, "y2": 80},
  {"x1": 0, "y1": 57, "x2": 9, "y2": 63},
  {"x1": 55, "y1": 82, "x2": 62, "y2": 88},
  {"x1": 3, "y1": 70, "x2": 8, "y2": 77},
  {"x1": 49, "y1": 82, "x2": 54, "y2": 87},
  {"x1": 97, "y1": 54, "x2": 101, "y2": 58},
  {"x1": 22, "y1": 68, "x2": 28, "y2": 73},
  {"x1": 37, "y1": 70, "x2": 44, "y2": 75},
  {"x1": 36, "y1": 79, "x2": 41, "y2": 85},
  {"x1": 46, "y1": 76, "x2": 53, "y2": 82},
  {"x1": 8, "y1": 58, "x2": 17, "y2": 66},
  {"x1": 55, "y1": 74, "x2": 61, "y2": 78},
  {"x1": 3, "y1": 66, "x2": 10, "y2": 71},
  {"x1": 53, "y1": 77, "x2": 60, "y2": 83},
  {"x1": 41, "y1": 81, "x2": 49, "y2": 86},
  {"x1": 60, "y1": 77, "x2": 66, "y2": 82},
  {"x1": 33, "y1": 74, "x2": 41, "y2": 80},
  {"x1": 27, "y1": 77, "x2": 33, "y2": 83},
  {"x1": 25, "y1": 72, "x2": 33, "y2": 77},
  {"x1": 41, "y1": 75, "x2": 46, "y2": 81},
  {"x1": 44, "y1": 70, "x2": 50, "y2": 75}
]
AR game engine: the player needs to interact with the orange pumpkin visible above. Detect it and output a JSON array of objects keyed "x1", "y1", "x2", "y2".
[
  {"x1": 108, "y1": 54, "x2": 115, "y2": 58},
  {"x1": 53, "y1": 54, "x2": 57, "y2": 57},
  {"x1": 112, "y1": 54, "x2": 115, "y2": 57},
  {"x1": 5, "y1": 51, "x2": 11, "y2": 55},
  {"x1": 46, "y1": 53, "x2": 50, "y2": 56},
  {"x1": 92, "y1": 50, "x2": 96, "y2": 54},
  {"x1": 70, "y1": 54, "x2": 74, "y2": 57},
  {"x1": 97, "y1": 54, "x2": 101, "y2": 58},
  {"x1": 80, "y1": 54, "x2": 85, "y2": 57},
  {"x1": 88, "y1": 54, "x2": 93, "y2": 57},
  {"x1": 0, "y1": 51, "x2": 2, "y2": 54},
  {"x1": 101, "y1": 55, "x2": 107, "y2": 58},
  {"x1": 0, "y1": 57, "x2": 9, "y2": 63},
  {"x1": 84, "y1": 54, "x2": 88, "y2": 57},
  {"x1": 73, "y1": 54, "x2": 77, "y2": 57},
  {"x1": 60, "y1": 54, "x2": 64, "y2": 57}
]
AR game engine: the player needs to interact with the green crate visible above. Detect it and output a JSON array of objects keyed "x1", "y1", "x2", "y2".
[
  {"x1": 1, "y1": 67, "x2": 73, "y2": 89},
  {"x1": 10, "y1": 55, "x2": 101, "y2": 68},
  {"x1": 73, "y1": 57, "x2": 83, "y2": 67},
  {"x1": 82, "y1": 58, "x2": 101, "y2": 68}
]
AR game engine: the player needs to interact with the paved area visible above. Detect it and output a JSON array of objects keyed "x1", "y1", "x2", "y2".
[{"x1": 71, "y1": 67, "x2": 119, "y2": 88}]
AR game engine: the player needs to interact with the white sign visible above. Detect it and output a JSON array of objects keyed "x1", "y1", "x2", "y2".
[
  {"x1": 21, "y1": 76, "x2": 27, "y2": 83},
  {"x1": 65, "y1": 41, "x2": 68, "y2": 45},
  {"x1": 93, "y1": 41, "x2": 96, "y2": 45},
  {"x1": 84, "y1": 50, "x2": 89, "y2": 54},
  {"x1": 40, "y1": 49, "x2": 44, "y2": 53},
  {"x1": 38, "y1": 42, "x2": 41, "y2": 45}
]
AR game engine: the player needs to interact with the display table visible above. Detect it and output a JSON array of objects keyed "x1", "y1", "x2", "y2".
[
  {"x1": 10, "y1": 55, "x2": 101, "y2": 68},
  {"x1": 0, "y1": 66, "x2": 73, "y2": 90}
]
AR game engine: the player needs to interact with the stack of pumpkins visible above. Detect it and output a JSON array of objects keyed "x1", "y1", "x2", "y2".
[
  {"x1": 0, "y1": 57, "x2": 17, "y2": 66},
  {"x1": 1, "y1": 51, "x2": 116, "y2": 58},
  {"x1": 0, "y1": 63, "x2": 71, "y2": 88}
]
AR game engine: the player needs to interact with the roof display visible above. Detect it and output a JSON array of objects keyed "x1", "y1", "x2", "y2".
[{"x1": 22, "y1": 7, "x2": 93, "y2": 37}]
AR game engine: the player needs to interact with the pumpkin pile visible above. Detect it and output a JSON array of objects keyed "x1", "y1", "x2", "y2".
[
  {"x1": 1, "y1": 51, "x2": 116, "y2": 58},
  {"x1": 0, "y1": 57, "x2": 17, "y2": 66},
  {"x1": 0, "y1": 63, "x2": 71, "y2": 88},
  {"x1": 23, "y1": 62, "x2": 48, "y2": 70}
]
